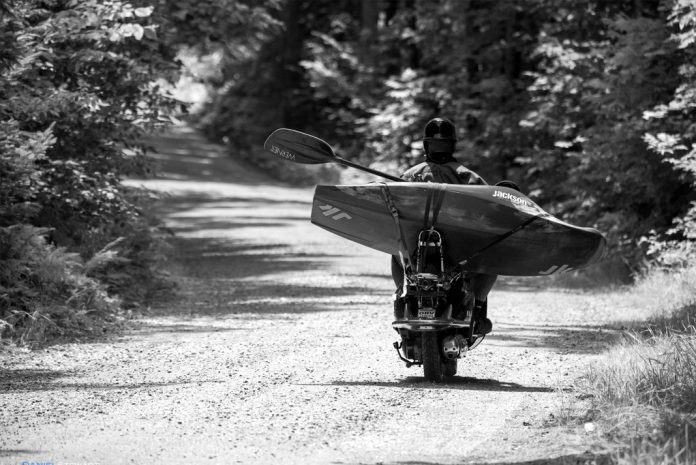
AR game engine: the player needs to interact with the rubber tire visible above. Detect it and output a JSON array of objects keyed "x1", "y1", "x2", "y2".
[
  {"x1": 421, "y1": 332, "x2": 444, "y2": 382},
  {"x1": 443, "y1": 359, "x2": 457, "y2": 377}
]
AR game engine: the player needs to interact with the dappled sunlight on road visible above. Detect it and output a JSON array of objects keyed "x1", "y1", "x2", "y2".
[
  {"x1": 142, "y1": 125, "x2": 274, "y2": 185},
  {"x1": 128, "y1": 127, "x2": 392, "y2": 321}
]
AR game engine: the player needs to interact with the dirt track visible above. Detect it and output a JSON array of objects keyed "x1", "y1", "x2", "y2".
[{"x1": 0, "y1": 127, "x2": 622, "y2": 464}]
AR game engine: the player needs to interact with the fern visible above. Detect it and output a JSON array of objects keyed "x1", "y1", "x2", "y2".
[{"x1": 0, "y1": 225, "x2": 118, "y2": 345}]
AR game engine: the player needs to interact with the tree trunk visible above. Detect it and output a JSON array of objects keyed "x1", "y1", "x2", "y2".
[
  {"x1": 403, "y1": 0, "x2": 419, "y2": 70},
  {"x1": 504, "y1": 5, "x2": 519, "y2": 82},
  {"x1": 360, "y1": 0, "x2": 379, "y2": 68},
  {"x1": 281, "y1": 0, "x2": 302, "y2": 127}
]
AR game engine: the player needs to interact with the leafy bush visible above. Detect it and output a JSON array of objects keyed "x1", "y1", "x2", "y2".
[
  {"x1": 641, "y1": 0, "x2": 696, "y2": 269},
  {"x1": 0, "y1": 0, "x2": 181, "y2": 343}
]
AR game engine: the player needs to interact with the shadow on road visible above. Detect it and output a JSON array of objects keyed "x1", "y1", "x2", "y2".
[
  {"x1": 148, "y1": 224, "x2": 384, "y2": 316},
  {"x1": 0, "y1": 368, "x2": 71, "y2": 386},
  {"x1": 132, "y1": 323, "x2": 248, "y2": 334},
  {"x1": 156, "y1": 195, "x2": 312, "y2": 210},
  {"x1": 0, "y1": 367, "x2": 224, "y2": 392},
  {"x1": 0, "y1": 449, "x2": 44, "y2": 457},
  {"x1": 381, "y1": 452, "x2": 610, "y2": 465},
  {"x1": 144, "y1": 126, "x2": 276, "y2": 185},
  {"x1": 491, "y1": 324, "x2": 621, "y2": 355},
  {"x1": 152, "y1": 274, "x2": 381, "y2": 317},
  {"x1": 313, "y1": 377, "x2": 554, "y2": 393},
  {"x1": 165, "y1": 238, "x2": 341, "y2": 280}
]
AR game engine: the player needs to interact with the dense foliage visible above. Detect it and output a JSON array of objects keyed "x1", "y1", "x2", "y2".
[
  {"x1": 0, "y1": 0, "x2": 180, "y2": 342},
  {"x1": 201, "y1": 0, "x2": 696, "y2": 275}
]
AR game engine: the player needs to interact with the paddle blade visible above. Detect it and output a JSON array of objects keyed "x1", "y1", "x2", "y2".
[{"x1": 264, "y1": 128, "x2": 336, "y2": 165}]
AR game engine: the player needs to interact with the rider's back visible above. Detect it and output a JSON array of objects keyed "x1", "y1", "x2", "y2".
[{"x1": 401, "y1": 161, "x2": 487, "y2": 185}]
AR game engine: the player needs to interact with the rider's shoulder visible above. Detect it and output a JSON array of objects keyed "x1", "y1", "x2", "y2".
[
  {"x1": 402, "y1": 162, "x2": 431, "y2": 181},
  {"x1": 447, "y1": 161, "x2": 471, "y2": 172},
  {"x1": 447, "y1": 162, "x2": 487, "y2": 185}
]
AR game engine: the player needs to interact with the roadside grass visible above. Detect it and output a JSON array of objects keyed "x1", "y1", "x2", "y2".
[{"x1": 574, "y1": 265, "x2": 696, "y2": 464}]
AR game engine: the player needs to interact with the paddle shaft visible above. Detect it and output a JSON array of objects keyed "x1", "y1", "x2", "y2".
[{"x1": 334, "y1": 156, "x2": 404, "y2": 182}]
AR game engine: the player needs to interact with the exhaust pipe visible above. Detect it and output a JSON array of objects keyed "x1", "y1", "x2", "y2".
[{"x1": 442, "y1": 334, "x2": 468, "y2": 360}]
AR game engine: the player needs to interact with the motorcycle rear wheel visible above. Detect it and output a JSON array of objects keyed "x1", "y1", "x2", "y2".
[
  {"x1": 443, "y1": 359, "x2": 457, "y2": 377},
  {"x1": 421, "y1": 332, "x2": 444, "y2": 382}
]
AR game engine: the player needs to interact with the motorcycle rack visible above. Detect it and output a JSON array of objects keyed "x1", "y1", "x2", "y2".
[{"x1": 391, "y1": 319, "x2": 471, "y2": 332}]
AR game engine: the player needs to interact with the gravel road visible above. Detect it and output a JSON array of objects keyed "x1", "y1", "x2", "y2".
[{"x1": 0, "y1": 126, "x2": 624, "y2": 464}]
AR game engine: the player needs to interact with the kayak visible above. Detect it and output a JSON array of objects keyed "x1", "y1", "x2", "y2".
[{"x1": 311, "y1": 183, "x2": 606, "y2": 276}]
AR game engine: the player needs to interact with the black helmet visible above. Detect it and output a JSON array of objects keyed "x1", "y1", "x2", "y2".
[{"x1": 423, "y1": 117, "x2": 457, "y2": 162}]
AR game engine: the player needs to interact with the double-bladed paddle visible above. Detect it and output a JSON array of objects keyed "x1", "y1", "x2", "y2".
[{"x1": 264, "y1": 128, "x2": 404, "y2": 182}]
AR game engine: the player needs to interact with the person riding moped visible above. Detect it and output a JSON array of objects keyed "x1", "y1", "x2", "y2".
[{"x1": 391, "y1": 117, "x2": 517, "y2": 336}]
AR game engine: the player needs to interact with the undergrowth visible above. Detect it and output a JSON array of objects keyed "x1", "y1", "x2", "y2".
[
  {"x1": 0, "y1": 198, "x2": 173, "y2": 346},
  {"x1": 574, "y1": 265, "x2": 696, "y2": 464},
  {"x1": 0, "y1": 225, "x2": 120, "y2": 345}
]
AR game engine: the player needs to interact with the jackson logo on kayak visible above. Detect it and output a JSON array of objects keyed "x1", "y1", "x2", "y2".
[
  {"x1": 492, "y1": 190, "x2": 533, "y2": 207},
  {"x1": 492, "y1": 189, "x2": 547, "y2": 217},
  {"x1": 319, "y1": 204, "x2": 352, "y2": 221},
  {"x1": 269, "y1": 144, "x2": 295, "y2": 161}
]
